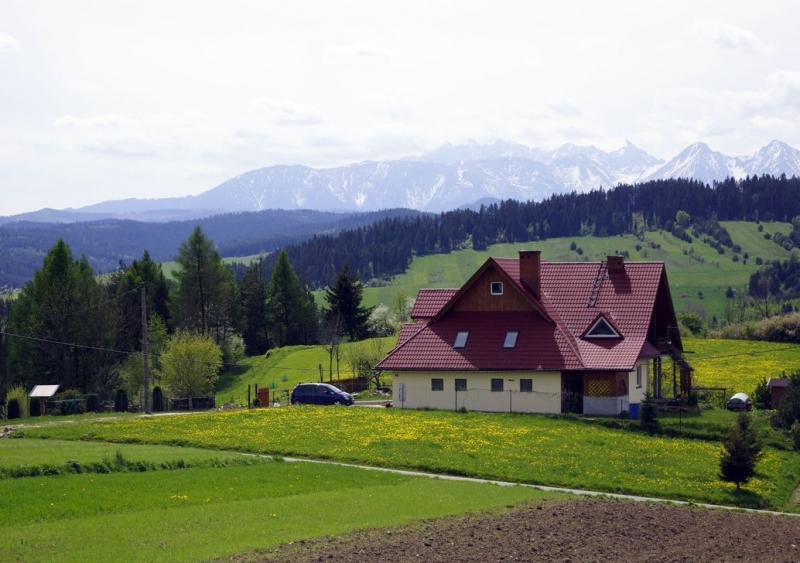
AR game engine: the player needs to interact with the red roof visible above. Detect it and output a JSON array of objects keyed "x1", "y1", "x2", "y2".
[
  {"x1": 377, "y1": 254, "x2": 676, "y2": 373},
  {"x1": 411, "y1": 289, "x2": 459, "y2": 320}
]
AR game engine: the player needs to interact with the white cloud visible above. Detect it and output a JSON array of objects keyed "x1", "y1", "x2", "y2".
[
  {"x1": 250, "y1": 97, "x2": 324, "y2": 126},
  {"x1": 328, "y1": 40, "x2": 391, "y2": 59},
  {"x1": 707, "y1": 21, "x2": 768, "y2": 54},
  {"x1": 0, "y1": 32, "x2": 20, "y2": 52}
]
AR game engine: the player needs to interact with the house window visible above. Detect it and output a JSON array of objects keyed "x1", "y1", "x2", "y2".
[
  {"x1": 585, "y1": 317, "x2": 621, "y2": 338},
  {"x1": 491, "y1": 378, "x2": 504, "y2": 392},
  {"x1": 490, "y1": 281, "x2": 504, "y2": 295},
  {"x1": 503, "y1": 331, "x2": 519, "y2": 349},
  {"x1": 455, "y1": 378, "x2": 467, "y2": 392},
  {"x1": 636, "y1": 365, "x2": 643, "y2": 388},
  {"x1": 454, "y1": 331, "x2": 469, "y2": 349},
  {"x1": 520, "y1": 379, "x2": 532, "y2": 393},
  {"x1": 431, "y1": 378, "x2": 444, "y2": 391}
]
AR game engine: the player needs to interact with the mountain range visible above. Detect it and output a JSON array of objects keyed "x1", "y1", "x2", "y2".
[{"x1": 3, "y1": 140, "x2": 800, "y2": 224}]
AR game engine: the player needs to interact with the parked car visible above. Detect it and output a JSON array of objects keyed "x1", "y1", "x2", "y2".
[
  {"x1": 291, "y1": 383, "x2": 354, "y2": 406},
  {"x1": 726, "y1": 392, "x2": 752, "y2": 411}
]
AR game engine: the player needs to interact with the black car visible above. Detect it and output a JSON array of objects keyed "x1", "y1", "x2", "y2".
[{"x1": 290, "y1": 383, "x2": 354, "y2": 406}]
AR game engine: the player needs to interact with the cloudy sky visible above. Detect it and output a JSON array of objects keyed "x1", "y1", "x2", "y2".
[{"x1": 2, "y1": 1, "x2": 799, "y2": 215}]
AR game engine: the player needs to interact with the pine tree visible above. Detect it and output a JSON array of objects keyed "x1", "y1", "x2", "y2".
[
  {"x1": 324, "y1": 264, "x2": 372, "y2": 341},
  {"x1": 266, "y1": 251, "x2": 317, "y2": 347},
  {"x1": 239, "y1": 260, "x2": 270, "y2": 354},
  {"x1": 719, "y1": 412, "x2": 763, "y2": 490}
]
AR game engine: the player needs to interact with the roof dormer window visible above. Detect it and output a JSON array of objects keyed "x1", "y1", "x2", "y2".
[
  {"x1": 503, "y1": 331, "x2": 519, "y2": 349},
  {"x1": 585, "y1": 316, "x2": 621, "y2": 339},
  {"x1": 490, "y1": 281, "x2": 503, "y2": 295},
  {"x1": 454, "y1": 331, "x2": 469, "y2": 349}
]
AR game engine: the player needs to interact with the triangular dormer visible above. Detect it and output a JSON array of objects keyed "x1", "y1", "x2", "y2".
[{"x1": 583, "y1": 313, "x2": 622, "y2": 339}]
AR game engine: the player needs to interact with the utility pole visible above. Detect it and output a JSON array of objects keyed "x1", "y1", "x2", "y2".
[{"x1": 141, "y1": 282, "x2": 150, "y2": 414}]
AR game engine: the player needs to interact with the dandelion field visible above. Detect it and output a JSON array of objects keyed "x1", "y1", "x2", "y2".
[{"x1": 19, "y1": 407, "x2": 800, "y2": 511}]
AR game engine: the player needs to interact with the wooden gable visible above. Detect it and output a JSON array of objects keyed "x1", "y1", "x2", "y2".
[{"x1": 450, "y1": 264, "x2": 537, "y2": 314}]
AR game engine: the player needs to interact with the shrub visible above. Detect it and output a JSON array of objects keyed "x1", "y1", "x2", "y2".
[
  {"x1": 791, "y1": 421, "x2": 800, "y2": 451},
  {"x1": 6, "y1": 385, "x2": 28, "y2": 419},
  {"x1": 719, "y1": 412, "x2": 763, "y2": 490},
  {"x1": 86, "y1": 394, "x2": 101, "y2": 413},
  {"x1": 114, "y1": 389, "x2": 128, "y2": 413},
  {"x1": 774, "y1": 372, "x2": 800, "y2": 429},
  {"x1": 751, "y1": 377, "x2": 771, "y2": 410},
  {"x1": 640, "y1": 392, "x2": 659, "y2": 433},
  {"x1": 152, "y1": 386, "x2": 165, "y2": 412},
  {"x1": 7, "y1": 398, "x2": 21, "y2": 420}
]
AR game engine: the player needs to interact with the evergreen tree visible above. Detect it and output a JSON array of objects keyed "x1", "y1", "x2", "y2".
[
  {"x1": 266, "y1": 251, "x2": 317, "y2": 347},
  {"x1": 719, "y1": 411, "x2": 763, "y2": 490},
  {"x1": 324, "y1": 264, "x2": 372, "y2": 341},
  {"x1": 172, "y1": 226, "x2": 237, "y2": 340},
  {"x1": 7, "y1": 240, "x2": 120, "y2": 392},
  {"x1": 239, "y1": 259, "x2": 270, "y2": 355}
]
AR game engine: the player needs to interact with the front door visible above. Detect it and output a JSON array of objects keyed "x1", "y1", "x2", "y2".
[{"x1": 561, "y1": 371, "x2": 583, "y2": 414}]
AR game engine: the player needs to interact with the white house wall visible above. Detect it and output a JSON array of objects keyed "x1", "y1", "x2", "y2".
[
  {"x1": 628, "y1": 360, "x2": 650, "y2": 405},
  {"x1": 392, "y1": 371, "x2": 562, "y2": 414}
]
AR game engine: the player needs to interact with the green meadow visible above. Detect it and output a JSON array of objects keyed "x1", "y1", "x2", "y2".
[{"x1": 0, "y1": 440, "x2": 552, "y2": 563}]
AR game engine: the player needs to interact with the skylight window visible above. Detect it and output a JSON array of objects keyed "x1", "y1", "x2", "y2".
[
  {"x1": 454, "y1": 331, "x2": 469, "y2": 349},
  {"x1": 585, "y1": 317, "x2": 621, "y2": 338},
  {"x1": 503, "y1": 331, "x2": 519, "y2": 349}
]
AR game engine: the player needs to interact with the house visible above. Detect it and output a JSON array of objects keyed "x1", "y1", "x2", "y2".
[
  {"x1": 376, "y1": 250, "x2": 683, "y2": 416},
  {"x1": 767, "y1": 377, "x2": 790, "y2": 409}
]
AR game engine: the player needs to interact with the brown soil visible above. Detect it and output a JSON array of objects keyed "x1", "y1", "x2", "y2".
[{"x1": 252, "y1": 499, "x2": 800, "y2": 563}]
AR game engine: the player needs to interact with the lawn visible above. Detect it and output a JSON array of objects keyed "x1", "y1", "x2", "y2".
[
  {"x1": 0, "y1": 440, "x2": 551, "y2": 563},
  {"x1": 18, "y1": 407, "x2": 800, "y2": 511}
]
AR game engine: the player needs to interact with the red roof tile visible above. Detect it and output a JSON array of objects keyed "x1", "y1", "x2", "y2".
[{"x1": 377, "y1": 255, "x2": 674, "y2": 373}]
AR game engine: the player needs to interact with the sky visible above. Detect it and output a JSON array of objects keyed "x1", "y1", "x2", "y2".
[{"x1": 2, "y1": 1, "x2": 799, "y2": 216}]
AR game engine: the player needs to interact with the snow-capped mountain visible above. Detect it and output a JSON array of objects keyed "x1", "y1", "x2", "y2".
[
  {"x1": 7, "y1": 140, "x2": 800, "y2": 223},
  {"x1": 738, "y1": 140, "x2": 800, "y2": 178}
]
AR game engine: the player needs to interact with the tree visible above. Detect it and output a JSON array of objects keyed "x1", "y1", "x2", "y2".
[
  {"x1": 324, "y1": 264, "x2": 372, "y2": 341},
  {"x1": 7, "y1": 240, "x2": 120, "y2": 392},
  {"x1": 677, "y1": 311, "x2": 707, "y2": 337},
  {"x1": 172, "y1": 226, "x2": 237, "y2": 339},
  {"x1": 389, "y1": 290, "x2": 414, "y2": 330},
  {"x1": 719, "y1": 412, "x2": 763, "y2": 490},
  {"x1": 751, "y1": 377, "x2": 771, "y2": 410},
  {"x1": 239, "y1": 259, "x2": 270, "y2": 355},
  {"x1": 160, "y1": 330, "x2": 222, "y2": 407},
  {"x1": 266, "y1": 251, "x2": 318, "y2": 347}
]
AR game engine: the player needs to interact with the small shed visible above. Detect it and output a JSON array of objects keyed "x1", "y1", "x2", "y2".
[
  {"x1": 767, "y1": 377, "x2": 790, "y2": 410},
  {"x1": 29, "y1": 385, "x2": 61, "y2": 415}
]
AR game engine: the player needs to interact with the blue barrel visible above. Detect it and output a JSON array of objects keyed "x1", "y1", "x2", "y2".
[{"x1": 629, "y1": 403, "x2": 640, "y2": 420}]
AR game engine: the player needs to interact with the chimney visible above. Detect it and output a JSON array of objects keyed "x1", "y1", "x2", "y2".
[
  {"x1": 519, "y1": 250, "x2": 541, "y2": 296},
  {"x1": 607, "y1": 255, "x2": 625, "y2": 273}
]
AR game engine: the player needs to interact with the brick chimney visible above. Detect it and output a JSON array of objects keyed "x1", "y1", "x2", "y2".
[
  {"x1": 607, "y1": 255, "x2": 625, "y2": 273},
  {"x1": 519, "y1": 250, "x2": 541, "y2": 296}
]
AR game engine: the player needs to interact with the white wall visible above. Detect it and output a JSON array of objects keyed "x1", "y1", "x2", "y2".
[
  {"x1": 628, "y1": 360, "x2": 650, "y2": 405},
  {"x1": 392, "y1": 371, "x2": 562, "y2": 414}
]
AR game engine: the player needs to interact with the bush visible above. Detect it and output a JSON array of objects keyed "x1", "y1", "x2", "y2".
[
  {"x1": 86, "y1": 394, "x2": 101, "y2": 413},
  {"x1": 791, "y1": 421, "x2": 800, "y2": 451},
  {"x1": 640, "y1": 393, "x2": 659, "y2": 433},
  {"x1": 7, "y1": 398, "x2": 20, "y2": 420},
  {"x1": 152, "y1": 386, "x2": 165, "y2": 412},
  {"x1": 719, "y1": 412, "x2": 763, "y2": 490},
  {"x1": 752, "y1": 378, "x2": 771, "y2": 410},
  {"x1": 114, "y1": 389, "x2": 128, "y2": 413},
  {"x1": 6, "y1": 385, "x2": 28, "y2": 419},
  {"x1": 774, "y1": 372, "x2": 800, "y2": 429}
]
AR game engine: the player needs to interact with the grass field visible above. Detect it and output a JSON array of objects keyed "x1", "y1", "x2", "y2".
[
  {"x1": 17, "y1": 407, "x2": 800, "y2": 511},
  {"x1": 0, "y1": 439, "x2": 552, "y2": 563}
]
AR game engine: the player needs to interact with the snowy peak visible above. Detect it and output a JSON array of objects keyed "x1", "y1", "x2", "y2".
[
  {"x1": 420, "y1": 140, "x2": 543, "y2": 163},
  {"x1": 739, "y1": 140, "x2": 800, "y2": 178},
  {"x1": 644, "y1": 142, "x2": 737, "y2": 184}
]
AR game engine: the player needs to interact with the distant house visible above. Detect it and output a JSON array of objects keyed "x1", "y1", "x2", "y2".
[{"x1": 376, "y1": 250, "x2": 683, "y2": 416}]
